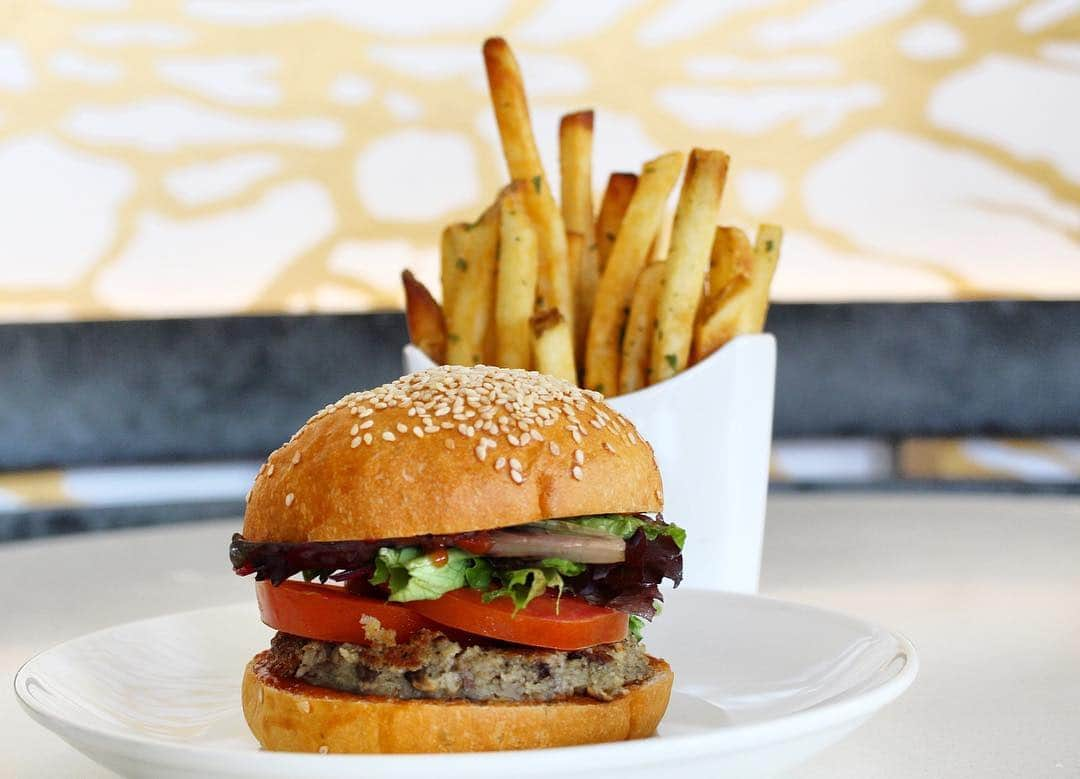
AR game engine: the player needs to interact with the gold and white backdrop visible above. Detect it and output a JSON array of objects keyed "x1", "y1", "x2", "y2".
[
  {"x1": 1, "y1": 0, "x2": 1078, "y2": 508},
  {"x1": 1, "y1": 0, "x2": 1078, "y2": 322}
]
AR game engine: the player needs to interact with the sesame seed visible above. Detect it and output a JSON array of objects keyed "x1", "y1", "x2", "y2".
[
  {"x1": 318, "y1": 746, "x2": 329, "y2": 755},
  {"x1": 292, "y1": 452, "x2": 301, "y2": 464},
  {"x1": 628, "y1": 432, "x2": 638, "y2": 444},
  {"x1": 266, "y1": 464, "x2": 275, "y2": 476},
  {"x1": 363, "y1": 432, "x2": 373, "y2": 445},
  {"x1": 300, "y1": 366, "x2": 617, "y2": 469},
  {"x1": 445, "y1": 438, "x2": 456, "y2": 449},
  {"x1": 509, "y1": 457, "x2": 522, "y2": 471},
  {"x1": 475, "y1": 445, "x2": 487, "y2": 462},
  {"x1": 510, "y1": 469, "x2": 524, "y2": 484},
  {"x1": 244, "y1": 489, "x2": 251, "y2": 503},
  {"x1": 574, "y1": 449, "x2": 585, "y2": 465},
  {"x1": 351, "y1": 436, "x2": 361, "y2": 448},
  {"x1": 549, "y1": 441, "x2": 561, "y2": 456},
  {"x1": 603, "y1": 442, "x2": 616, "y2": 453},
  {"x1": 298, "y1": 699, "x2": 310, "y2": 713},
  {"x1": 494, "y1": 457, "x2": 506, "y2": 470},
  {"x1": 572, "y1": 466, "x2": 583, "y2": 480},
  {"x1": 285, "y1": 492, "x2": 295, "y2": 506}
]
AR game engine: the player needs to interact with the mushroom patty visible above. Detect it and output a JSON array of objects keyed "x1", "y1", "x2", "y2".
[{"x1": 268, "y1": 629, "x2": 653, "y2": 702}]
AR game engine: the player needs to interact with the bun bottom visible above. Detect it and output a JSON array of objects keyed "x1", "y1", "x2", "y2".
[{"x1": 242, "y1": 650, "x2": 673, "y2": 753}]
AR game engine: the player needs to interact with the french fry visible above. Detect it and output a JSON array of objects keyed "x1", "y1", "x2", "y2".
[
  {"x1": 708, "y1": 226, "x2": 752, "y2": 300},
  {"x1": 692, "y1": 224, "x2": 782, "y2": 361},
  {"x1": 740, "y1": 224, "x2": 783, "y2": 333},
  {"x1": 440, "y1": 223, "x2": 468, "y2": 323},
  {"x1": 595, "y1": 172, "x2": 637, "y2": 272},
  {"x1": 691, "y1": 281, "x2": 744, "y2": 363},
  {"x1": 402, "y1": 270, "x2": 448, "y2": 364},
  {"x1": 445, "y1": 201, "x2": 500, "y2": 366},
  {"x1": 559, "y1": 110, "x2": 598, "y2": 359},
  {"x1": 651, "y1": 211, "x2": 672, "y2": 262},
  {"x1": 618, "y1": 262, "x2": 665, "y2": 395},
  {"x1": 531, "y1": 308, "x2": 577, "y2": 385},
  {"x1": 650, "y1": 149, "x2": 729, "y2": 384},
  {"x1": 483, "y1": 37, "x2": 574, "y2": 354},
  {"x1": 495, "y1": 181, "x2": 538, "y2": 369},
  {"x1": 584, "y1": 151, "x2": 684, "y2": 395},
  {"x1": 565, "y1": 231, "x2": 586, "y2": 364}
]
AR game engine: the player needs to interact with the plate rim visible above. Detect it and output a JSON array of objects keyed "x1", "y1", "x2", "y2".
[{"x1": 15, "y1": 589, "x2": 918, "y2": 770}]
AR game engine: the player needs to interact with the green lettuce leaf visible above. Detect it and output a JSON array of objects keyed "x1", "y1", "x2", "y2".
[
  {"x1": 464, "y1": 557, "x2": 493, "y2": 589},
  {"x1": 538, "y1": 558, "x2": 587, "y2": 576},
  {"x1": 628, "y1": 615, "x2": 647, "y2": 642},
  {"x1": 370, "y1": 547, "x2": 481, "y2": 602},
  {"x1": 571, "y1": 514, "x2": 686, "y2": 549},
  {"x1": 482, "y1": 565, "x2": 572, "y2": 613}
]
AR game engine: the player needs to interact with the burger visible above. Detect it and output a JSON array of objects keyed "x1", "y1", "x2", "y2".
[{"x1": 230, "y1": 365, "x2": 684, "y2": 753}]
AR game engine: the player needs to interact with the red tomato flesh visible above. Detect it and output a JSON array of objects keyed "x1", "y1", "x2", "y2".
[
  {"x1": 256, "y1": 580, "x2": 437, "y2": 645},
  {"x1": 405, "y1": 588, "x2": 628, "y2": 650}
]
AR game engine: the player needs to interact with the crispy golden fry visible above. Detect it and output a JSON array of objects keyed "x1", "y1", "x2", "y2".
[
  {"x1": 483, "y1": 37, "x2": 574, "y2": 351},
  {"x1": 402, "y1": 270, "x2": 447, "y2": 364},
  {"x1": 531, "y1": 308, "x2": 577, "y2": 385},
  {"x1": 651, "y1": 213, "x2": 672, "y2": 262},
  {"x1": 440, "y1": 223, "x2": 468, "y2": 323},
  {"x1": 740, "y1": 224, "x2": 783, "y2": 333},
  {"x1": 692, "y1": 223, "x2": 783, "y2": 362},
  {"x1": 495, "y1": 181, "x2": 538, "y2": 369},
  {"x1": 564, "y1": 230, "x2": 588, "y2": 366},
  {"x1": 587, "y1": 153, "x2": 678, "y2": 395},
  {"x1": 618, "y1": 262, "x2": 665, "y2": 396},
  {"x1": 691, "y1": 280, "x2": 744, "y2": 363},
  {"x1": 584, "y1": 152, "x2": 684, "y2": 396},
  {"x1": 445, "y1": 201, "x2": 500, "y2": 366},
  {"x1": 707, "y1": 226, "x2": 752, "y2": 300},
  {"x1": 595, "y1": 172, "x2": 637, "y2": 273},
  {"x1": 559, "y1": 110, "x2": 599, "y2": 359},
  {"x1": 650, "y1": 149, "x2": 730, "y2": 384}
]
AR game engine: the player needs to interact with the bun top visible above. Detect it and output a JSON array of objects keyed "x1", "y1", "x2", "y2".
[{"x1": 242, "y1": 365, "x2": 663, "y2": 542}]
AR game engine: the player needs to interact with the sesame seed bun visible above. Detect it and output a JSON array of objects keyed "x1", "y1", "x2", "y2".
[
  {"x1": 242, "y1": 365, "x2": 663, "y2": 542},
  {"x1": 241, "y1": 651, "x2": 674, "y2": 753}
]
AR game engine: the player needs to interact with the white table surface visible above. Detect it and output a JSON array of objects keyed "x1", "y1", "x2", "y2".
[{"x1": 3, "y1": 493, "x2": 1078, "y2": 778}]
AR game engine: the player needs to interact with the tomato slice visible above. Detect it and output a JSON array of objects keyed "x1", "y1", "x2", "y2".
[
  {"x1": 256, "y1": 580, "x2": 438, "y2": 645},
  {"x1": 404, "y1": 588, "x2": 628, "y2": 650}
]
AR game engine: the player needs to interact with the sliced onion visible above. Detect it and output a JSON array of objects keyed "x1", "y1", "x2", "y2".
[{"x1": 486, "y1": 528, "x2": 625, "y2": 563}]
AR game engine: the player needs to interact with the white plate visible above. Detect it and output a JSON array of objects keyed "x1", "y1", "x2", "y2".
[{"x1": 16, "y1": 590, "x2": 916, "y2": 778}]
